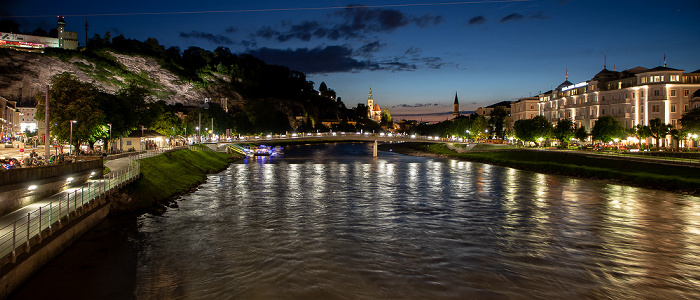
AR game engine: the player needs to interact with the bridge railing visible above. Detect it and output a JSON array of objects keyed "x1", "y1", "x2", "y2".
[
  {"x1": 199, "y1": 132, "x2": 468, "y2": 144},
  {"x1": 0, "y1": 159, "x2": 140, "y2": 265}
]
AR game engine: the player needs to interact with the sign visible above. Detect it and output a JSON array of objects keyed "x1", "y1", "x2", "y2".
[
  {"x1": 561, "y1": 82, "x2": 588, "y2": 91},
  {"x1": 19, "y1": 148, "x2": 24, "y2": 152}
]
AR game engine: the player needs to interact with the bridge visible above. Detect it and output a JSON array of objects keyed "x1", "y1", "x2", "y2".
[{"x1": 200, "y1": 132, "x2": 472, "y2": 156}]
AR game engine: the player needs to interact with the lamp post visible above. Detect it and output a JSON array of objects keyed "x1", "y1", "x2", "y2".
[
  {"x1": 140, "y1": 125, "x2": 144, "y2": 151},
  {"x1": 171, "y1": 126, "x2": 175, "y2": 146},
  {"x1": 69, "y1": 120, "x2": 77, "y2": 156},
  {"x1": 107, "y1": 123, "x2": 112, "y2": 152},
  {"x1": 196, "y1": 127, "x2": 199, "y2": 144},
  {"x1": 466, "y1": 130, "x2": 470, "y2": 142}
]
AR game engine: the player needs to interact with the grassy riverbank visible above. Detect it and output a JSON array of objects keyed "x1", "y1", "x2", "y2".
[
  {"x1": 117, "y1": 148, "x2": 242, "y2": 213},
  {"x1": 396, "y1": 143, "x2": 700, "y2": 195}
]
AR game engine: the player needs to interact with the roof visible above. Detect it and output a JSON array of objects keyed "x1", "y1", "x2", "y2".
[
  {"x1": 556, "y1": 80, "x2": 573, "y2": 89},
  {"x1": 126, "y1": 129, "x2": 166, "y2": 138},
  {"x1": 454, "y1": 92, "x2": 459, "y2": 104},
  {"x1": 625, "y1": 66, "x2": 649, "y2": 74},
  {"x1": 690, "y1": 68, "x2": 700, "y2": 74},
  {"x1": 373, "y1": 104, "x2": 381, "y2": 111},
  {"x1": 592, "y1": 68, "x2": 619, "y2": 82},
  {"x1": 644, "y1": 66, "x2": 683, "y2": 72},
  {"x1": 692, "y1": 89, "x2": 700, "y2": 99},
  {"x1": 486, "y1": 101, "x2": 512, "y2": 108}
]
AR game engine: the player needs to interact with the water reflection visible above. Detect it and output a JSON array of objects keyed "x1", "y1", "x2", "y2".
[{"x1": 18, "y1": 142, "x2": 697, "y2": 300}]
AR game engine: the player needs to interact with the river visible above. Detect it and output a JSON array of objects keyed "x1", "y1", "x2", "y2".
[{"x1": 10, "y1": 143, "x2": 700, "y2": 299}]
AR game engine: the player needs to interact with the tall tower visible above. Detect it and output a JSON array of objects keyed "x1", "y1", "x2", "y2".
[
  {"x1": 453, "y1": 92, "x2": 459, "y2": 118},
  {"x1": 85, "y1": 19, "x2": 89, "y2": 47},
  {"x1": 367, "y1": 88, "x2": 373, "y2": 118},
  {"x1": 57, "y1": 16, "x2": 66, "y2": 48}
]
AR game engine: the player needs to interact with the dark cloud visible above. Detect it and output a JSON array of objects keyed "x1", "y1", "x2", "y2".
[
  {"x1": 225, "y1": 26, "x2": 237, "y2": 33},
  {"x1": 468, "y1": 16, "x2": 487, "y2": 25},
  {"x1": 247, "y1": 46, "x2": 378, "y2": 73},
  {"x1": 356, "y1": 41, "x2": 386, "y2": 57},
  {"x1": 180, "y1": 31, "x2": 233, "y2": 45},
  {"x1": 499, "y1": 13, "x2": 523, "y2": 22},
  {"x1": 530, "y1": 11, "x2": 549, "y2": 20},
  {"x1": 392, "y1": 103, "x2": 440, "y2": 108},
  {"x1": 253, "y1": 5, "x2": 443, "y2": 42},
  {"x1": 404, "y1": 47, "x2": 420, "y2": 56}
]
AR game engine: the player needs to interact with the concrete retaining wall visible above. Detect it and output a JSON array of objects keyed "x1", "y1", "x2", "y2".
[{"x1": 0, "y1": 201, "x2": 110, "y2": 299}]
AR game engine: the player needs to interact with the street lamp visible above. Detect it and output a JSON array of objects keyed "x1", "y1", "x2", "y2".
[
  {"x1": 69, "y1": 120, "x2": 77, "y2": 156},
  {"x1": 140, "y1": 125, "x2": 145, "y2": 151},
  {"x1": 196, "y1": 126, "x2": 200, "y2": 144},
  {"x1": 107, "y1": 123, "x2": 112, "y2": 152},
  {"x1": 466, "y1": 130, "x2": 470, "y2": 141}
]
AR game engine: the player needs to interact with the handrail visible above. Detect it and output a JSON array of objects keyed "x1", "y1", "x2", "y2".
[{"x1": 0, "y1": 147, "x2": 180, "y2": 265}]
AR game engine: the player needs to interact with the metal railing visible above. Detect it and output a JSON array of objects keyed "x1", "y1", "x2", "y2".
[
  {"x1": 0, "y1": 159, "x2": 140, "y2": 264},
  {"x1": 567, "y1": 149, "x2": 700, "y2": 166}
]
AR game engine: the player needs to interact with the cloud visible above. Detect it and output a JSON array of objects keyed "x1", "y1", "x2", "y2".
[
  {"x1": 530, "y1": 11, "x2": 549, "y2": 20},
  {"x1": 253, "y1": 5, "x2": 443, "y2": 42},
  {"x1": 468, "y1": 16, "x2": 487, "y2": 25},
  {"x1": 225, "y1": 26, "x2": 237, "y2": 33},
  {"x1": 247, "y1": 46, "x2": 378, "y2": 73},
  {"x1": 356, "y1": 41, "x2": 386, "y2": 57},
  {"x1": 499, "y1": 13, "x2": 523, "y2": 22},
  {"x1": 180, "y1": 31, "x2": 233, "y2": 45},
  {"x1": 392, "y1": 103, "x2": 440, "y2": 108}
]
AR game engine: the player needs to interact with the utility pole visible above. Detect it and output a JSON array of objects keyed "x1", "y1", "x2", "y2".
[
  {"x1": 198, "y1": 112, "x2": 201, "y2": 144},
  {"x1": 44, "y1": 85, "x2": 50, "y2": 159}
]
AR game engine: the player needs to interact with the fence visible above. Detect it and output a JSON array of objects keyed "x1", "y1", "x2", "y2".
[
  {"x1": 0, "y1": 158, "x2": 140, "y2": 264},
  {"x1": 571, "y1": 149, "x2": 700, "y2": 166}
]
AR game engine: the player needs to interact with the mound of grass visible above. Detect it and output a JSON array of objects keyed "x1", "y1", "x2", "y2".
[{"x1": 123, "y1": 149, "x2": 239, "y2": 210}]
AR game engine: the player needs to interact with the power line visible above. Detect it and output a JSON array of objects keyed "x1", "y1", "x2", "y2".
[{"x1": 4, "y1": 0, "x2": 532, "y2": 18}]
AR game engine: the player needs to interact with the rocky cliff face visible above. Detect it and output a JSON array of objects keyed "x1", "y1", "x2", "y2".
[{"x1": 0, "y1": 50, "x2": 240, "y2": 108}]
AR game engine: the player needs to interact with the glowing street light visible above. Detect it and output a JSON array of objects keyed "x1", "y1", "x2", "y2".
[
  {"x1": 107, "y1": 123, "x2": 112, "y2": 152},
  {"x1": 69, "y1": 120, "x2": 77, "y2": 156}
]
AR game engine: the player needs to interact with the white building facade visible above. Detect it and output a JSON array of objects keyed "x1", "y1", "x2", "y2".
[{"x1": 538, "y1": 66, "x2": 700, "y2": 132}]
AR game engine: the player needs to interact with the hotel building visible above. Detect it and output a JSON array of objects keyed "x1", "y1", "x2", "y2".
[{"x1": 538, "y1": 65, "x2": 700, "y2": 132}]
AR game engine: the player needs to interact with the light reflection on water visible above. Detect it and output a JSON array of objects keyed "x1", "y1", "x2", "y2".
[{"x1": 134, "y1": 143, "x2": 700, "y2": 299}]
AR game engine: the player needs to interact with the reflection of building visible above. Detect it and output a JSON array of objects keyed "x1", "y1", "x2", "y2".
[
  {"x1": 0, "y1": 16, "x2": 79, "y2": 53},
  {"x1": 538, "y1": 64, "x2": 700, "y2": 131},
  {"x1": 510, "y1": 97, "x2": 539, "y2": 128},
  {"x1": 367, "y1": 88, "x2": 382, "y2": 122}
]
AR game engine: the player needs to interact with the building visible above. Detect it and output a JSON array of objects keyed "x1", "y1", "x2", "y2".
[
  {"x1": 453, "y1": 92, "x2": 459, "y2": 119},
  {"x1": 367, "y1": 88, "x2": 382, "y2": 122},
  {"x1": 18, "y1": 107, "x2": 38, "y2": 134},
  {"x1": 510, "y1": 97, "x2": 540, "y2": 128},
  {"x1": 0, "y1": 16, "x2": 79, "y2": 52},
  {"x1": 538, "y1": 64, "x2": 700, "y2": 133},
  {"x1": 120, "y1": 130, "x2": 167, "y2": 152},
  {"x1": 476, "y1": 101, "x2": 512, "y2": 129},
  {"x1": 0, "y1": 97, "x2": 21, "y2": 139}
]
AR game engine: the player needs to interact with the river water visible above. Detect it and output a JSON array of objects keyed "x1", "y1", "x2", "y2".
[{"x1": 10, "y1": 143, "x2": 700, "y2": 299}]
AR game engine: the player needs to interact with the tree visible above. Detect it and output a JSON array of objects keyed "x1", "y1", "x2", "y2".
[
  {"x1": 649, "y1": 118, "x2": 670, "y2": 150},
  {"x1": 575, "y1": 125, "x2": 587, "y2": 144},
  {"x1": 591, "y1": 116, "x2": 626, "y2": 144},
  {"x1": 36, "y1": 73, "x2": 106, "y2": 153},
  {"x1": 513, "y1": 115, "x2": 552, "y2": 146},
  {"x1": 488, "y1": 107, "x2": 508, "y2": 139},
  {"x1": 669, "y1": 128, "x2": 681, "y2": 151},
  {"x1": 554, "y1": 118, "x2": 576, "y2": 148},
  {"x1": 380, "y1": 108, "x2": 392, "y2": 127},
  {"x1": 634, "y1": 124, "x2": 652, "y2": 150},
  {"x1": 680, "y1": 107, "x2": 700, "y2": 135}
]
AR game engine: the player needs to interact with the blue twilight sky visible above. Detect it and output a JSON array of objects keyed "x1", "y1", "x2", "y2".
[{"x1": 3, "y1": 0, "x2": 700, "y2": 121}]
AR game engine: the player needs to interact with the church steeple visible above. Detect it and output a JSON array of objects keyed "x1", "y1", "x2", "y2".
[
  {"x1": 367, "y1": 88, "x2": 374, "y2": 110},
  {"x1": 453, "y1": 92, "x2": 459, "y2": 118}
]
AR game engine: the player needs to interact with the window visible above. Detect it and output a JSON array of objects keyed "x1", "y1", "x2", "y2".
[
  {"x1": 685, "y1": 89, "x2": 690, "y2": 96},
  {"x1": 672, "y1": 119, "x2": 677, "y2": 128},
  {"x1": 641, "y1": 91, "x2": 644, "y2": 97},
  {"x1": 670, "y1": 89, "x2": 676, "y2": 97},
  {"x1": 602, "y1": 109, "x2": 606, "y2": 115},
  {"x1": 602, "y1": 96, "x2": 606, "y2": 101},
  {"x1": 685, "y1": 105, "x2": 689, "y2": 112},
  {"x1": 652, "y1": 105, "x2": 660, "y2": 112},
  {"x1": 654, "y1": 89, "x2": 660, "y2": 96},
  {"x1": 671, "y1": 105, "x2": 676, "y2": 113},
  {"x1": 670, "y1": 75, "x2": 680, "y2": 82},
  {"x1": 641, "y1": 106, "x2": 644, "y2": 113},
  {"x1": 126, "y1": 141, "x2": 132, "y2": 146}
]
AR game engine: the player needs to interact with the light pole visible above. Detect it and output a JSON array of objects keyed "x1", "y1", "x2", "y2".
[
  {"x1": 196, "y1": 126, "x2": 200, "y2": 144},
  {"x1": 466, "y1": 130, "x2": 470, "y2": 142},
  {"x1": 69, "y1": 120, "x2": 77, "y2": 156},
  {"x1": 171, "y1": 126, "x2": 175, "y2": 146},
  {"x1": 107, "y1": 123, "x2": 112, "y2": 152},
  {"x1": 140, "y1": 125, "x2": 144, "y2": 151}
]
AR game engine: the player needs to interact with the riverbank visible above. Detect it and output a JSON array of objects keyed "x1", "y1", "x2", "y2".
[
  {"x1": 110, "y1": 148, "x2": 243, "y2": 214},
  {"x1": 382, "y1": 142, "x2": 700, "y2": 195}
]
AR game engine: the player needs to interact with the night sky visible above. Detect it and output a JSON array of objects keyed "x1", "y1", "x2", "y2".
[{"x1": 4, "y1": 0, "x2": 700, "y2": 121}]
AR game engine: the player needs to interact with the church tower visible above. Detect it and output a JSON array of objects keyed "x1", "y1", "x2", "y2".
[
  {"x1": 453, "y1": 92, "x2": 459, "y2": 118},
  {"x1": 57, "y1": 16, "x2": 66, "y2": 48},
  {"x1": 367, "y1": 88, "x2": 374, "y2": 118}
]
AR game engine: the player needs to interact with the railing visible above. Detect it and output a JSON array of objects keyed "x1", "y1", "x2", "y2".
[
  {"x1": 0, "y1": 158, "x2": 140, "y2": 264},
  {"x1": 568, "y1": 149, "x2": 700, "y2": 166}
]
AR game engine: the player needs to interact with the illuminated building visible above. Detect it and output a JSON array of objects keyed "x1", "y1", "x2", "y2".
[
  {"x1": 367, "y1": 88, "x2": 382, "y2": 122},
  {"x1": 0, "y1": 16, "x2": 79, "y2": 53},
  {"x1": 537, "y1": 64, "x2": 700, "y2": 132},
  {"x1": 510, "y1": 97, "x2": 539, "y2": 128}
]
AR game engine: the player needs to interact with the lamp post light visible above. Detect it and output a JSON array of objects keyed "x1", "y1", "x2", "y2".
[
  {"x1": 69, "y1": 120, "x2": 77, "y2": 156},
  {"x1": 107, "y1": 123, "x2": 112, "y2": 152},
  {"x1": 171, "y1": 126, "x2": 175, "y2": 146},
  {"x1": 466, "y1": 130, "x2": 470, "y2": 142},
  {"x1": 140, "y1": 125, "x2": 145, "y2": 151}
]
